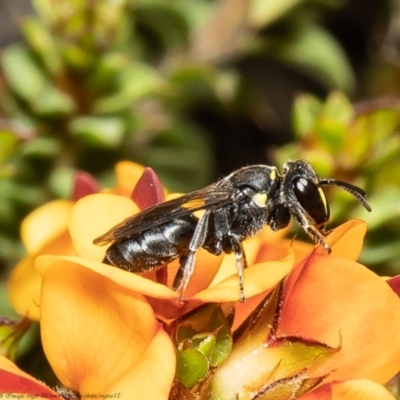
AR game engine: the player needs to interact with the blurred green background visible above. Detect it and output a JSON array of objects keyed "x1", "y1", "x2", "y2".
[{"x1": 1, "y1": 0, "x2": 400, "y2": 286}]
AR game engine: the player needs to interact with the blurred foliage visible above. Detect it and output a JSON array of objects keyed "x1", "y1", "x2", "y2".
[
  {"x1": 0, "y1": 0, "x2": 361, "y2": 270},
  {"x1": 276, "y1": 92, "x2": 400, "y2": 274}
]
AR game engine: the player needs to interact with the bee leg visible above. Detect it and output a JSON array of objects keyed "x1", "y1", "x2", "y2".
[
  {"x1": 173, "y1": 210, "x2": 211, "y2": 302},
  {"x1": 293, "y1": 210, "x2": 331, "y2": 252},
  {"x1": 227, "y1": 236, "x2": 248, "y2": 303},
  {"x1": 173, "y1": 252, "x2": 196, "y2": 303}
]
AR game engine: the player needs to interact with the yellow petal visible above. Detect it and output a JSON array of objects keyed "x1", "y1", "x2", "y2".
[
  {"x1": 8, "y1": 230, "x2": 74, "y2": 320},
  {"x1": 69, "y1": 193, "x2": 139, "y2": 261},
  {"x1": 113, "y1": 161, "x2": 146, "y2": 196},
  {"x1": 36, "y1": 255, "x2": 178, "y2": 300},
  {"x1": 8, "y1": 255, "x2": 41, "y2": 320},
  {"x1": 40, "y1": 262, "x2": 175, "y2": 397},
  {"x1": 331, "y1": 379, "x2": 396, "y2": 400},
  {"x1": 194, "y1": 250, "x2": 295, "y2": 302},
  {"x1": 21, "y1": 200, "x2": 73, "y2": 253},
  {"x1": 318, "y1": 220, "x2": 367, "y2": 260},
  {"x1": 166, "y1": 250, "x2": 225, "y2": 298}
]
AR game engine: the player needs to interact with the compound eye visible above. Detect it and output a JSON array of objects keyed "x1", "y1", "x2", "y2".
[{"x1": 293, "y1": 177, "x2": 329, "y2": 224}]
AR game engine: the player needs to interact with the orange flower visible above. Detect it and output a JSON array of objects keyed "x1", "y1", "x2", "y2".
[
  {"x1": 35, "y1": 190, "x2": 295, "y2": 323},
  {"x1": 7, "y1": 163, "x2": 400, "y2": 399},
  {"x1": 0, "y1": 261, "x2": 175, "y2": 399},
  {"x1": 4, "y1": 164, "x2": 294, "y2": 398},
  {"x1": 209, "y1": 221, "x2": 400, "y2": 400},
  {"x1": 7, "y1": 162, "x2": 146, "y2": 320}
]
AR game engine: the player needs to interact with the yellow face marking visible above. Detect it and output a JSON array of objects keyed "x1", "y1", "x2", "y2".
[
  {"x1": 269, "y1": 169, "x2": 277, "y2": 181},
  {"x1": 318, "y1": 187, "x2": 329, "y2": 214},
  {"x1": 252, "y1": 193, "x2": 268, "y2": 207}
]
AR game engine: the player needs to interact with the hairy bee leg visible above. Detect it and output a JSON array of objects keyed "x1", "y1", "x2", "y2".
[
  {"x1": 303, "y1": 223, "x2": 331, "y2": 253},
  {"x1": 228, "y1": 237, "x2": 248, "y2": 303},
  {"x1": 290, "y1": 207, "x2": 331, "y2": 253},
  {"x1": 173, "y1": 252, "x2": 196, "y2": 302},
  {"x1": 172, "y1": 210, "x2": 212, "y2": 302}
]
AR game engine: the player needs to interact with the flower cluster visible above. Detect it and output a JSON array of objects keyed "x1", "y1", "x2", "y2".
[{"x1": 2, "y1": 162, "x2": 400, "y2": 400}]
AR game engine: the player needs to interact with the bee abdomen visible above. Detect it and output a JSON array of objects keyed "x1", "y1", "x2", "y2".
[{"x1": 104, "y1": 216, "x2": 197, "y2": 273}]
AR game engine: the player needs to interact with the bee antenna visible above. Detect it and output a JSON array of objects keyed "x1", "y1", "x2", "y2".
[{"x1": 319, "y1": 179, "x2": 372, "y2": 212}]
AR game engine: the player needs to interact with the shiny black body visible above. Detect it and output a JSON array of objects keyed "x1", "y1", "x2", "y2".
[{"x1": 94, "y1": 160, "x2": 371, "y2": 302}]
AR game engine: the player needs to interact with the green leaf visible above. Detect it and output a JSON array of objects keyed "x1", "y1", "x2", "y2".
[
  {"x1": 69, "y1": 116, "x2": 125, "y2": 148},
  {"x1": 175, "y1": 304, "x2": 233, "y2": 372},
  {"x1": 315, "y1": 92, "x2": 353, "y2": 153},
  {"x1": 20, "y1": 136, "x2": 61, "y2": 158},
  {"x1": 1, "y1": 45, "x2": 46, "y2": 102},
  {"x1": 191, "y1": 333, "x2": 217, "y2": 361},
  {"x1": 293, "y1": 94, "x2": 323, "y2": 138},
  {"x1": 32, "y1": 0, "x2": 56, "y2": 26},
  {"x1": 48, "y1": 166, "x2": 76, "y2": 199},
  {"x1": 176, "y1": 348, "x2": 209, "y2": 389},
  {"x1": 32, "y1": 84, "x2": 76, "y2": 116},
  {"x1": 94, "y1": 64, "x2": 165, "y2": 113},
  {"x1": 0, "y1": 131, "x2": 18, "y2": 162},
  {"x1": 249, "y1": 0, "x2": 304, "y2": 28},
  {"x1": 21, "y1": 17, "x2": 63, "y2": 75},
  {"x1": 276, "y1": 26, "x2": 355, "y2": 93}
]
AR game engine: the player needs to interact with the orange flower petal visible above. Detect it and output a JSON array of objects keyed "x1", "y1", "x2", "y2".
[
  {"x1": 194, "y1": 251, "x2": 295, "y2": 302},
  {"x1": 318, "y1": 219, "x2": 367, "y2": 260},
  {"x1": 300, "y1": 380, "x2": 396, "y2": 400},
  {"x1": 278, "y1": 253, "x2": 400, "y2": 384},
  {"x1": 21, "y1": 200, "x2": 73, "y2": 253},
  {"x1": 8, "y1": 255, "x2": 41, "y2": 320},
  {"x1": 299, "y1": 383, "x2": 332, "y2": 400},
  {"x1": 330, "y1": 379, "x2": 395, "y2": 400},
  {"x1": 166, "y1": 250, "x2": 225, "y2": 298},
  {"x1": 106, "y1": 328, "x2": 175, "y2": 399},
  {"x1": 69, "y1": 193, "x2": 139, "y2": 261},
  {"x1": 40, "y1": 262, "x2": 175, "y2": 397},
  {"x1": 113, "y1": 161, "x2": 146, "y2": 196},
  {"x1": 0, "y1": 355, "x2": 61, "y2": 398},
  {"x1": 8, "y1": 230, "x2": 74, "y2": 320},
  {"x1": 211, "y1": 233, "x2": 264, "y2": 286},
  {"x1": 36, "y1": 255, "x2": 178, "y2": 300}
]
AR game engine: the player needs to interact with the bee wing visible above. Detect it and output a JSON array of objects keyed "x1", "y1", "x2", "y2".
[{"x1": 93, "y1": 183, "x2": 236, "y2": 245}]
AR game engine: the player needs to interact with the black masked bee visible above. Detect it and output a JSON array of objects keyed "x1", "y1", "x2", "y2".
[{"x1": 94, "y1": 160, "x2": 371, "y2": 302}]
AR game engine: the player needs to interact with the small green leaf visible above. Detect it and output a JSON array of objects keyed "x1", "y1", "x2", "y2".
[
  {"x1": 32, "y1": 84, "x2": 75, "y2": 116},
  {"x1": 20, "y1": 136, "x2": 61, "y2": 158},
  {"x1": 1, "y1": 45, "x2": 46, "y2": 101},
  {"x1": 276, "y1": 26, "x2": 355, "y2": 93},
  {"x1": 21, "y1": 17, "x2": 63, "y2": 75},
  {"x1": 69, "y1": 116, "x2": 125, "y2": 148},
  {"x1": 176, "y1": 348, "x2": 209, "y2": 389},
  {"x1": 0, "y1": 131, "x2": 18, "y2": 162},
  {"x1": 315, "y1": 92, "x2": 353, "y2": 153},
  {"x1": 94, "y1": 64, "x2": 165, "y2": 113},
  {"x1": 293, "y1": 94, "x2": 323, "y2": 138},
  {"x1": 48, "y1": 167, "x2": 76, "y2": 199},
  {"x1": 249, "y1": 0, "x2": 304, "y2": 28},
  {"x1": 191, "y1": 333, "x2": 217, "y2": 361}
]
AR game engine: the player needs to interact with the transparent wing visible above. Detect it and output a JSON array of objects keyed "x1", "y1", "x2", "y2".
[{"x1": 93, "y1": 183, "x2": 236, "y2": 245}]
